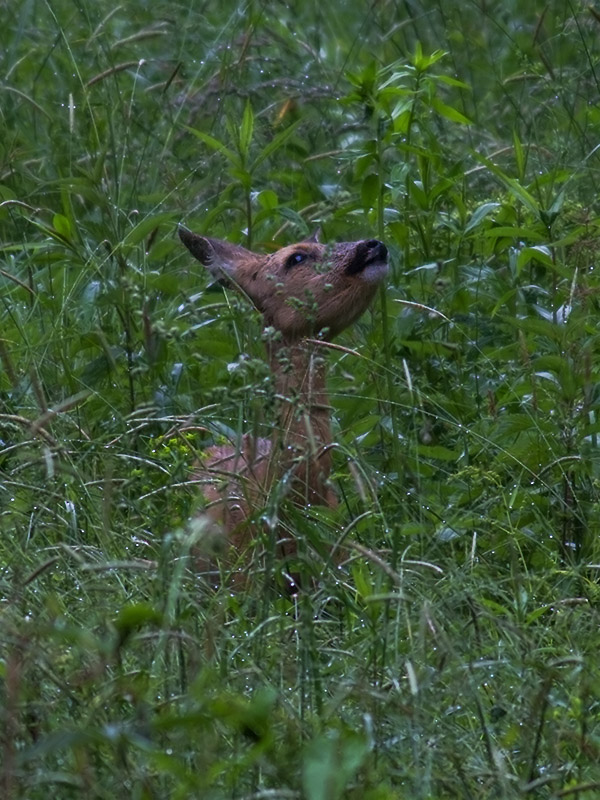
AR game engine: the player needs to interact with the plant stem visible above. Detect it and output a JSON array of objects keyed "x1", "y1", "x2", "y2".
[{"x1": 376, "y1": 115, "x2": 400, "y2": 470}]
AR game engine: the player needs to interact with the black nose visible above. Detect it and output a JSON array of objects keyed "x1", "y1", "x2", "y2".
[
  {"x1": 345, "y1": 239, "x2": 389, "y2": 275},
  {"x1": 365, "y1": 239, "x2": 388, "y2": 261}
]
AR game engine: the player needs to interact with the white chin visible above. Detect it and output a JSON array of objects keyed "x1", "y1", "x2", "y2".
[{"x1": 360, "y1": 261, "x2": 389, "y2": 283}]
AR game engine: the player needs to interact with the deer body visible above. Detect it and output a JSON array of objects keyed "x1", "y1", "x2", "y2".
[{"x1": 179, "y1": 227, "x2": 388, "y2": 572}]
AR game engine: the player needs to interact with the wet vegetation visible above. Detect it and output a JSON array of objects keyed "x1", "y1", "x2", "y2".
[{"x1": 2, "y1": 1, "x2": 600, "y2": 797}]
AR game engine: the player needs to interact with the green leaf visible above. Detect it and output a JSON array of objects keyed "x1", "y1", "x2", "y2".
[
  {"x1": 251, "y1": 119, "x2": 301, "y2": 170},
  {"x1": 483, "y1": 226, "x2": 545, "y2": 242},
  {"x1": 435, "y1": 74, "x2": 471, "y2": 89},
  {"x1": 351, "y1": 563, "x2": 373, "y2": 600},
  {"x1": 516, "y1": 245, "x2": 555, "y2": 274},
  {"x1": 431, "y1": 96, "x2": 471, "y2": 125},
  {"x1": 379, "y1": 72, "x2": 413, "y2": 90},
  {"x1": 473, "y1": 152, "x2": 540, "y2": 215},
  {"x1": 229, "y1": 166, "x2": 252, "y2": 191},
  {"x1": 413, "y1": 46, "x2": 447, "y2": 72},
  {"x1": 183, "y1": 125, "x2": 239, "y2": 166},
  {"x1": 277, "y1": 205, "x2": 310, "y2": 231},
  {"x1": 490, "y1": 287, "x2": 517, "y2": 316},
  {"x1": 52, "y1": 213, "x2": 73, "y2": 241},
  {"x1": 542, "y1": 189, "x2": 566, "y2": 224},
  {"x1": 122, "y1": 212, "x2": 177, "y2": 246},
  {"x1": 464, "y1": 202, "x2": 500, "y2": 233},
  {"x1": 525, "y1": 605, "x2": 552, "y2": 624},
  {"x1": 513, "y1": 129, "x2": 525, "y2": 180},
  {"x1": 239, "y1": 100, "x2": 254, "y2": 160},
  {"x1": 28, "y1": 218, "x2": 77, "y2": 251},
  {"x1": 361, "y1": 173, "x2": 379, "y2": 209},
  {"x1": 303, "y1": 731, "x2": 369, "y2": 800},
  {"x1": 0, "y1": 184, "x2": 16, "y2": 219},
  {"x1": 257, "y1": 189, "x2": 278, "y2": 210},
  {"x1": 416, "y1": 444, "x2": 460, "y2": 461},
  {"x1": 114, "y1": 602, "x2": 162, "y2": 634}
]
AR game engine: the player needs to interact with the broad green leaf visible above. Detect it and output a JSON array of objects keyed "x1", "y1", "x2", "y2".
[
  {"x1": 435, "y1": 73, "x2": 471, "y2": 89},
  {"x1": 52, "y1": 213, "x2": 72, "y2": 241},
  {"x1": 28, "y1": 218, "x2": 77, "y2": 251},
  {"x1": 416, "y1": 444, "x2": 460, "y2": 461},
  {"x1": 239, "y1": 100, "x2": 254, "y2": 160},
  {"x1": 431, "y1": 96, "x2": 471, "y2": 125},
  {"x1": 229, "y1": 165, "x2": 252, "y2": 190},
  {"x1": 361, "y1": 173, "x2": 379, "y2": 209},
  {"x1": 516, "y1": 245, "x2": 555, "y2": 274},
  {"x1": 413, "y1": 46, "x2": 447, "y2": 71},
  {"x1": 122, "y1": 212, "x2": 177, "y2": 246},
  {"x1": 251, "y1": 118, "x2": 301, "y2": 170},
  {"x1": 547, "y1": 189, "x2": 566, "y2": 218},
  {"x1": 277, "y1": 205, "x2": 310, "y2": 231},
  {"x1": 490, "y1": 287, "x2": 517, "y2": 316},
  {"x1": 351, "y1": 563, "x2": 373, "y2": 600},
  {"x1": 483, "y1": 226, "x2": 545, "y2": 242},
  {"x1": 379, "y1": 71, "x2": 413, "y2": 90},
  {"x1": 184, "y1": 125, "x2": 239, "y2": 166},
  {"x1": 464, "y1": 202, "x2": 500, "y2": 233},
  {"x1": 114, "y1": 602, "x2": 162, "y2": 634},
  {"x1": 0, "y1": 184, "x2": 16, "y2": 219},
  {"x1": 525, "y1": 605, "x2": 553, "y2": 624},
  {"x1": 473, "y1": 152, "x2": 540, "y2": 214},
  {"x1": 303, "y1": 732, "x2": 369, "y2": 800},
  {"x1": 257, "y1": 189, "x2": 278, "y2": 210}
]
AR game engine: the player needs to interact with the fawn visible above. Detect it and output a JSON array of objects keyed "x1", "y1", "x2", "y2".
[{"x1": 179, "y1": 226, "x2": 388, "y2": 584}]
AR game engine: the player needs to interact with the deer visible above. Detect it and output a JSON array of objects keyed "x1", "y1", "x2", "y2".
[{"x1": 178, "y1": 225, "x2": 388, "y2": 587}]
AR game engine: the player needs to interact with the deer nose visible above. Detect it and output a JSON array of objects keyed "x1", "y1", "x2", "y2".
[{"x1": 364, "y1": 239, "x2": 388, "y2": 260}]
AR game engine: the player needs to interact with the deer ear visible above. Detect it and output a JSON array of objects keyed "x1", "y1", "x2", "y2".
[
  {"x1": 303, "y1": 227, "x2": 321, "y2": 244},
  {"x1": 178, "y1": 226, "x2": 258, "y2": 284}
]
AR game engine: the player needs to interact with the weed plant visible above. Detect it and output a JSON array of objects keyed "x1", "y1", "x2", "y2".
[{"x1": 2, "y1": 1, "x2": 600, "y2": 798}]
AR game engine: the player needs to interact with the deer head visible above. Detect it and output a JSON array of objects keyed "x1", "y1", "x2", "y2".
[{"x1": 178, "y1": 227, "x2": 388, "y2": 341}]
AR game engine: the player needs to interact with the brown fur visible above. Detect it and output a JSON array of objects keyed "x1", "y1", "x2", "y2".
[{"x1": 179, "y1": 226, "x2": 388, "y2": 584}]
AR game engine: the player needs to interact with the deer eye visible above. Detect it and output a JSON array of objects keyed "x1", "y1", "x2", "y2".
[{"x1": 285, "y1": 252, "x2": 308, "y2": 269}]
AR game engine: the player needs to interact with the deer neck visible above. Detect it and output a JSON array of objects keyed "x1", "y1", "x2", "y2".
[{"x1": 266, "y1": 338, "x2": 333, "y2": 504}]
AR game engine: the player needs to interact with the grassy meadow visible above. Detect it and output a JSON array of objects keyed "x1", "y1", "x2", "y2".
[{"x1": 2, "y1": 0, "x2": 600, "y2": 797}]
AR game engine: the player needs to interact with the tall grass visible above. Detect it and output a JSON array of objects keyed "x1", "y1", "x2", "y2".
[{"x1": 2, "y1": 1, "x2": 600, "y2": 797}]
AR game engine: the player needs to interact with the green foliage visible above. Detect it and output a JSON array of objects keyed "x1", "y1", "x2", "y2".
[{"x1": 2, "y1": 1, "x2": 600, "y2": 798}]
